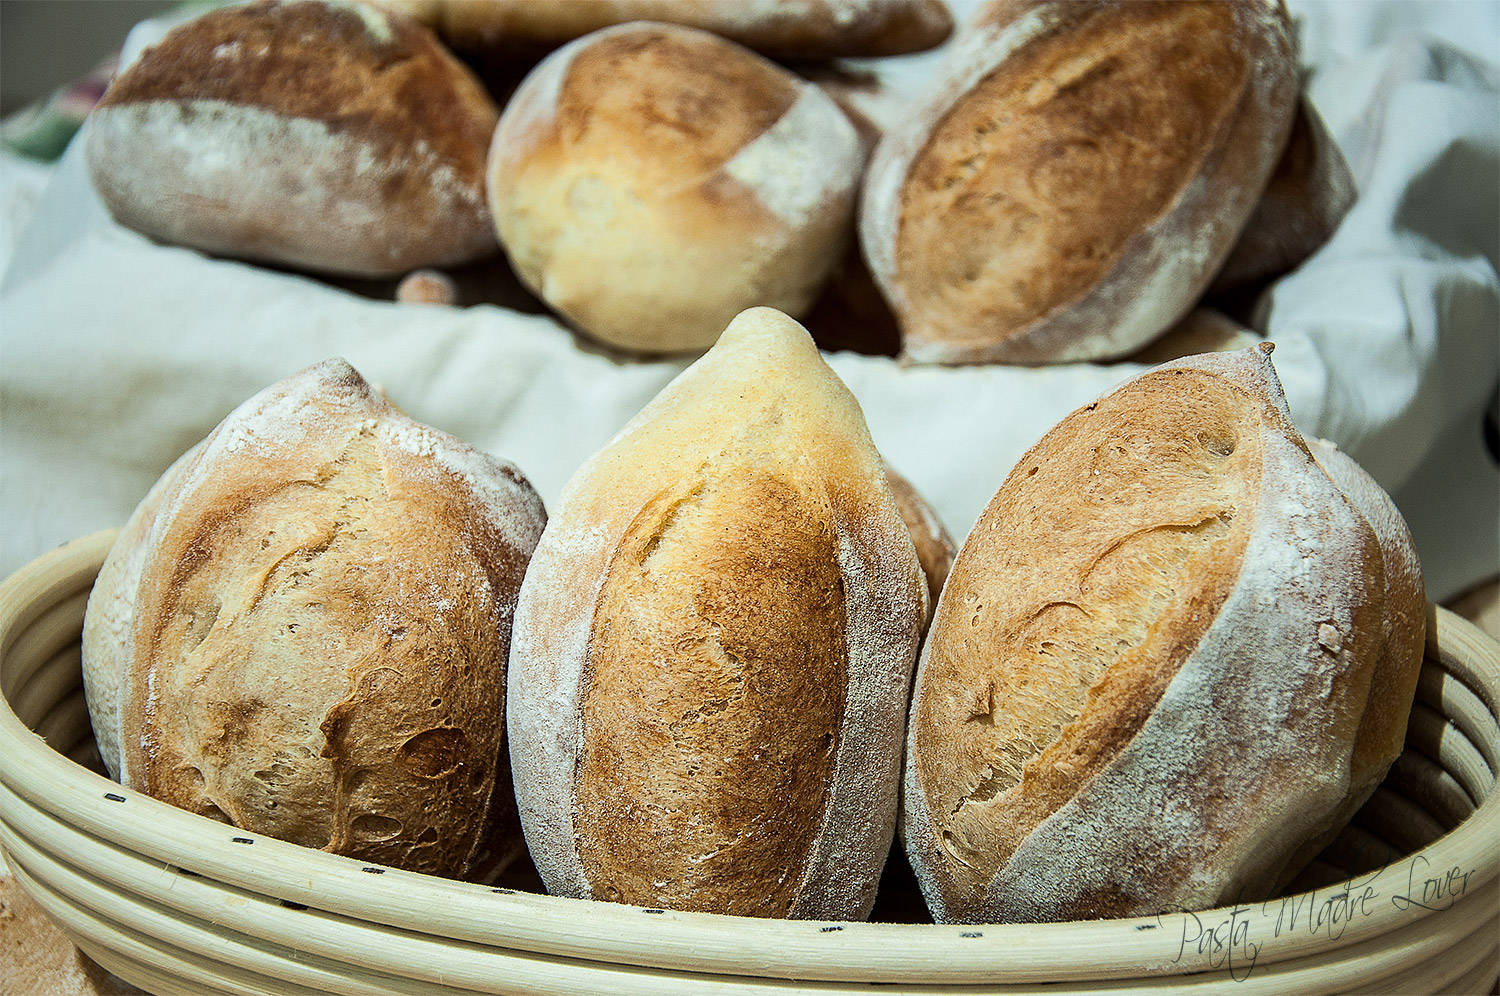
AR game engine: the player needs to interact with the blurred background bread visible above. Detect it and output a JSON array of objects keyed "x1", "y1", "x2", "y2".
[
  {"x1": 1207, "y1": 94, "x2": 1359, "y2": 299},
  {"x1": 487, "y1": 21, "x2": 864, "y2": 354},
  {"x1": 84, "y1": 0, "x2": 500, "y2": 278},
  {"x1": 861, "y1": 0, "x2": 1300, "y2": 365}
]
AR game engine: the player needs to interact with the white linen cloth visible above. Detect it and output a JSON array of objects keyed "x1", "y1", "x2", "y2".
[{"x1": 1, "y1": 1, "x2": 1496, "y2": 602}]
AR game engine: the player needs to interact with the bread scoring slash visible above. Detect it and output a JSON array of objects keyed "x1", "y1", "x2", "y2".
[
  {"x1": 81, "y1": 359, "x2": 546, "y2": 880},
  {"x1": 508, "y1": 307, "x2": 927, "y2": 918},
  {"x1": 904, "y1": 345, "x2": 1425, "y2": 922}
]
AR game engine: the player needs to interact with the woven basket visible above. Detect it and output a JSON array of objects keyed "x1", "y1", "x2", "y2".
[{"x1": 2, "y1": 530, "x2": 1496, "y2": 996}]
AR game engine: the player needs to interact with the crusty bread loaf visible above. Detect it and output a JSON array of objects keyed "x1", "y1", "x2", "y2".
[
  {"x1": 372, "y1": 0, "x2": 954, "y2": 59},
  {"x1": 487, "y1": 22, "x2": 864, "y2": 354},
  {"x1": 508, "y1": 307, "x2": 926, "y2": 918},
  {"x1": 81, "y1": 358, "x2": 546, "y2": 880},
  {"x1": 1209, "y1": 95, "x2": 1358, "y2": 297},
  {"x1": 904, "y1": 345, "x2": 1413, "y2": 923},
  {"x1": 860, "y1": 0, "x2": 1299, "y2": 365},
  {"x1": 85, "y1": 0, "x2": 500, "y2": 278}
]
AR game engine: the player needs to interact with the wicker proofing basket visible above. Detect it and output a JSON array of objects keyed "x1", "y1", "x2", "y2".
[{"x1": 1, "y1": 530, "x2": 1497, "y2": 996}]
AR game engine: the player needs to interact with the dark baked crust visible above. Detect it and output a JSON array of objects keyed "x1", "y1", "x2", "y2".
[{"x1": 576, "y1": 472, "x2": 848, "y2": 916}]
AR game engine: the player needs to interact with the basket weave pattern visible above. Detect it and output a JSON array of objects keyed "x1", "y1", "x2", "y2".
[{"x1": 2, "y1": 530, "x2": 1497, "y2": 995}]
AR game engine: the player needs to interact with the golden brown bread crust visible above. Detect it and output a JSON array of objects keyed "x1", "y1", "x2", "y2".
[
  {"x1": 508, "y1": 308, "x2": 925, "y2": 918},
  {"x1": 109, "y1": 359, "x2": 546, "y2": 879},
  {"x1": 375, "y1": 0, "x2": 954, "y2": 59},
  {"x1": 860, "y1": 0, "x2": 1299, "y2": 365},
  {"x1": 86, "y1": 0, "x2": 499, "y2": 277},
  {"x1": 489, "y1": 22, "x2": 863, "y2": 353},
  {"x1": 576, "y1": 473, "x2": 849, "y2": 915},
  {"x1": 904, "y1": 347, "x2": 1392, "y2": 922}
]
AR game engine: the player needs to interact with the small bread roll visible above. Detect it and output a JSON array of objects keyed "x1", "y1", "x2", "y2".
[
  {"x1": 82, "y1": 359, "x2": 547, "y2": 879},
  {"x1": 85, "y1": 0, "x2": 499, "y2": 278},
  {"x1": 904, "y1": 346, "x2": 1421, "y2": 923},
  {"x1": 373, "y1": 0, "x2": 954, "y2": 60},
  {"x1": 860, "y1": 0, "x2": 1299, "y2": 365},
  {"x1": 488, "y1": 22, "x2": 864, "y2": 354},
  {"x1": 508, "y1": 308, "x2": 926, "y2": 918}
]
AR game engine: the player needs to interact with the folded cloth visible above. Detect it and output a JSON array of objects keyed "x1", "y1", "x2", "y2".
[{"x1": 1, "y1": 3, "x2": 1495, "y2": 603}]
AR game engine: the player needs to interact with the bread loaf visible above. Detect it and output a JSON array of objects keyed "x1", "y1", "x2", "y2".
[
  {"x1": 903, "y1": 345, "x2": 1418, "y2": 923},
  {"x1": 487, "y1": 22, "x2": 864, "y2": 354},
  {"x1": 1284, "y1": 437, "x2": 1425, "y2": 880},
  {"x1": 860, "y1": 0, "x2": 1299, "y2": 365},
  {"x1": 884, "y1": 463, "x2": 957, "y2": 627},
  {"x1": 508, "y1": 307, "x2": 926, "y2": 918},
  {"x1": 85, "y1": 0, "x2": 500, "y2": 278},
  {"x1": 372, "y1": 0, "x2": 954, "y2": 60},
  {"x1": 1124, "y1": 307, "x2": 1262, "y2": 366},
  {"x1": 81, "y1": 358, "x2": 547, "y2": 879}
]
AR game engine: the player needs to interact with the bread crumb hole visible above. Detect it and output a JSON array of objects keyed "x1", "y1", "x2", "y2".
[{"x1": 351, "y1": 814, "x2": 403, "y2": 842}]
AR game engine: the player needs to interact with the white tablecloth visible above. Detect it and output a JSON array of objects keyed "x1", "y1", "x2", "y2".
[{"x1": 1, "y1": 0, "x2": 1496, "y2": 602}]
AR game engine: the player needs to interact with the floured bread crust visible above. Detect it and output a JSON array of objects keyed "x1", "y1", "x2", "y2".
[
  {"x1": 1283, "y1": 438, "x2": 1425, "y2": 882},
  {"x1": 860, "y1": 0, "x2": 1298, "y2": 365},
  {"x1": 85, "y1": 0, "x2": 499, "y2": 278},
  {"x1": 508, "y1": 308, "x2": 926, "y2": 918},
  {"x1": 95, "y1": 359, "x2": 546, "y2": 879},
  {"x1": 904, "y1": 346, "x2": 1394, "y2": 922},
  {"x1": 487, "y1": 22, "x2": 863, "y2": 354},
  {"x1": 372, "y1": 0, "x2": 953, "y2": 59},
  {"x1": 82, "y1": 442, "x2": 203, "y2": 780}
]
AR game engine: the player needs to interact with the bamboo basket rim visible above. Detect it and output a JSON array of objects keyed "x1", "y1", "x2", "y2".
[{"x1": 1, "y1": 528, "x2": 1497, "y2": 992}]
